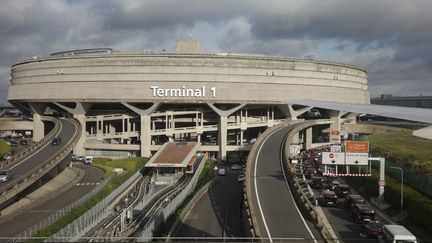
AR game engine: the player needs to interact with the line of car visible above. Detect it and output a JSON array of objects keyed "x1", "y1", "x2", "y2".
[
  {"x1": 302, "y1": 149, "x2": 385, "y2": 239},
  {"x1": 216, "y1": 163, "x2": 245, "y2": 182}
]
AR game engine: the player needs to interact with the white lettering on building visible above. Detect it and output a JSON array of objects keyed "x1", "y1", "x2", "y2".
[{"x1": 150, "y1": 86, "x2": 216, "y2": 97}]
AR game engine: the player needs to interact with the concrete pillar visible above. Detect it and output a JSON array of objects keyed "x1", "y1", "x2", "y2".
[
  {"x1": 110, "y1": 123, "x2": 115, "y2": 134},
  {"x1": 219, "y1": 116, "x2": 228, "y2": 160},
  {"x1": 292, "y1": 132, "x2": 300, "y2": 144},
  {"x1": 140, "y1": 115, "x2": 152, "y2": 157},
  {"x1": 305, "y1": 127, "x2": 312, "y2": 150},
  {"x1": 73, "y1": 114, "x2": 86, "y2": 156},
  {"x1": 240, "y1": 130, "x2": 244, "y2": 146},
  {"x1": 33, "y1": 113, "x2": 44, "y2": 142}
]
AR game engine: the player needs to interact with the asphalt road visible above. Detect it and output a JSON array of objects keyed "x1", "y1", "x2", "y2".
[
  {"x1": 252, "y1": 125, "x2": 323, "y2": 241},
  {"x1": 175, "y1": 167, "x2": 246, "y2": 239},
  {"x1": 0, "y1": 118, "x2": 77, "y2": 188},
  {"x1": 0, "y1": 163, "x2": 103, "y2": 237}
]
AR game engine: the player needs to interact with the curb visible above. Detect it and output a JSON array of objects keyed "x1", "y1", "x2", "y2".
[{"x1": 166, "y1": 178, "x2": 216, "y2": 240}]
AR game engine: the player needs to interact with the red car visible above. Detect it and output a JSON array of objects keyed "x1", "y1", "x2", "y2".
[{"x1": 361, "y1": 219, "x2": 384, "y2": 238}]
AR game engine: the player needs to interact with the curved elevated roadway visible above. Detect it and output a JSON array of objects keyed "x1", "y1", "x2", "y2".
[
  {"x1": 0, "y1": 118, "x2": 79, "y2": 207},
  {"x1": 250, "y1": 125, "x2": 322, "y2": 242}
]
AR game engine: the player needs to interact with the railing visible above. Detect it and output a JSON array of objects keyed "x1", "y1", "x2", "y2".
[
  {"x1": 48, "y1": 166, "x2": 146, "y2": 241},
  {"x1": 137, "y1": 156, "x2": 206, "y2": 241},
  {"x1": 12, "y1": 178, "x2": 108, "y2": 242},
  {"x1": 0, "y1": 116, "x2": 60, "y2": 170},
  {"x1": 0, "y1": 118, "x2": 81, "y2": 206}
]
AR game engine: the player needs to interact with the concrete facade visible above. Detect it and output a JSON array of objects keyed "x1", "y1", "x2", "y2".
[{"x1": 8, "y1": 46, "x2": 370, "y2": 159}]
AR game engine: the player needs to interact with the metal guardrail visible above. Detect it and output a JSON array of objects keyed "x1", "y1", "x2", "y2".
[
  {"x1": 0, "y1": 118, "x2": 81, "y2": 206},
  {"x1": 48, "y1": 164, "x2": 146, "y2": 241},
  {"x1": 282, "y1": 120, "x2": 338, "y2": 242},
  {"x1": 244, "y1": 119, "x2": 304, "y2": 237},
  {"x1": 137, "y1": 156, "x2": 206, "y2": 241},
  {"x1": 0, "y1": 116, "x2": 61, "y2": 170},
  {"x1": 12, "y1": 178, "x2": 108, "y2": 242}
]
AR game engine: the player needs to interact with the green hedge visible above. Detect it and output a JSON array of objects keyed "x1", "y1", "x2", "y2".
[
  {"x1": 30, "y1": 157, "x2": 147, "y2": 241},
  {"x1": 0, "y1": 140, "x2": 12, "y2": 156}
]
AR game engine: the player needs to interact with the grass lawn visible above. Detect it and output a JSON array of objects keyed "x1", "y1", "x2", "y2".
[
  {"x1": 368, "y1": 130, "x2": 432, "y2": 172},
  {"x1": 31, "y1": 157, "x2": 148, "y2": 240},
  {"x1": 92, "y1": 157, "x2": 147, "y2": 178},
  {"x1": 0, "y1": 140, "x2": 12, "y2": 156}
]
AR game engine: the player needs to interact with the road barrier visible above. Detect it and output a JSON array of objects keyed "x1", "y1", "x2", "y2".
[
  {"x1": 0, "y1": 118, "x2": 81, "y2": 207},
  {"x1": 0, "y1": 116, "x2": 60, "y2": 170},
  {"x1": 282, "y1": 120, "x2": 338, "y2": 243},
  {"x1": 12, "y1": 178, "x2": 107, "y2": 242},
  {"x1": 48, "y1": 166, "x2": 145, "y2": 242},
  {"x1": 244, "y1": 119, "x2": 304, "y2": 237},
  {"x1": 137, "y1": 156, "x2": 206, "y2": 241}
]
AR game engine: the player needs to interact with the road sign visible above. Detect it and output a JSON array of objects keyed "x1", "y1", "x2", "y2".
[
  {"x1": 345, "y1": 141, "x2": 369, "y2": 153},
  {"x1": 345, "y1": 152, "x2": 369, "y2": 165},
  {"x1": 322, "y1": 152, "x2": 345, "y2": 165},
  {"x1": 289, "y1": 144, "x2": 301, "y2": 156},
  {"x1": 330, "y1": 144, "x2": 342, "y2": 152},
  {"x1": 379, "y1": 179, "x2": 386, "y2": 188}
]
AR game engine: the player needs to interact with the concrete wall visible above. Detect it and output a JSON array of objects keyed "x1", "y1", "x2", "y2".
[{"x1": 9, "y1": 53, "x2": 370, "y2": 105}]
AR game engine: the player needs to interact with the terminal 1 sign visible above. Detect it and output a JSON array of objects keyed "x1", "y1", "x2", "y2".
[{"x1": 151, "y1": 86, "x2": 217, "y2": 97}]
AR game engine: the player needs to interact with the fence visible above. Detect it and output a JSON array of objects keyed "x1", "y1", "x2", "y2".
[
  {"x1": 137, "y1": 156, "x2": 206, "y2": 242},
  {"x1": 384, "y1": 160, "x2": 432, "y2": 198},
  {"x1": 48, "y1": 168, "x2": 144, "y2": 242},
  {"x1": 0, "y1": 116, "x2": 60, "y2": 170},
  {"x1": 12, "y1": 179, "x2": 107, "y2": 242}
]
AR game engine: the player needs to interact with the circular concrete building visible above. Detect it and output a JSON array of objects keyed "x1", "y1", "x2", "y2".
[{"x1": 8, "y1": 41, "x2": 370, "y2": 159}]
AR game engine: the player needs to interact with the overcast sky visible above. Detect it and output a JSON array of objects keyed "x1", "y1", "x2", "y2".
[{"x1": 1, "y1": 0, "x2": 431, "y2": 104}]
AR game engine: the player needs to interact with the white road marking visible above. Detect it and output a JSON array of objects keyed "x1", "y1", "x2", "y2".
[
  {"x1": 254, "y1": 129, "x2": 283, "y2": 243},
  {"x1": 279, "y1": 133, "x2": 318, "y2": 243},
  {"x1": 10, "y1": 121, "x2": 63, "y2": 170}
]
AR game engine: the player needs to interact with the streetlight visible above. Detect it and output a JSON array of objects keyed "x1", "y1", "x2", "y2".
[{"x1": 390, "y1": 166, "x2": 404, "y2": 212}]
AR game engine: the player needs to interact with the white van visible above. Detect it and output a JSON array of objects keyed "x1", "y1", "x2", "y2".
[
  {"x1": 218, "y1": 168, "x2": 226, "y2": 176},
  {"x1": 379, "y1": 225, "x2": 417, "y2": 243},
  {"x1": 84, "y1": 156, "x2": 93, "y2": 165}
]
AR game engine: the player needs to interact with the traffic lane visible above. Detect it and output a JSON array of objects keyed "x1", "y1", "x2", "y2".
[
  {"x1": 0, "y1": 164, "x2": 103, "y2": 237},
  {"x1": 255, "y1": 126, "x2": 320, "y2": 240},
  {"x1": 34, "y1": 163, "x2": 104, "y2": 210},
  {"x1": 320, "y1": 201, "x2": 375, "y2": 243},
  {"x1": 175, "y1": 169, "x2": 245, "y2": 238},
  {"x1": 10, "y1": 119, "x2": 76, "y2": 176}
]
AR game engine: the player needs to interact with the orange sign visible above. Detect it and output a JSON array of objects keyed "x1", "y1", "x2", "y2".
[
  {"x1": 345, "y1": 141, "x2": 369, "y2": 153},
  {"x1": 330, "y1": 130, "x2": 340, "y2": 136}
]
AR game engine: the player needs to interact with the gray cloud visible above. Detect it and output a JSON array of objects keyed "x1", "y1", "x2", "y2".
[{"x1": 1, "y1": 0, "x2": 431, "y2": 104}]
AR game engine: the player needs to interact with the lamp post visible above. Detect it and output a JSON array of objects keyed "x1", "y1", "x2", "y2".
[{"x1": 390, "y1": 166, "x2": 404, "y2": 212}]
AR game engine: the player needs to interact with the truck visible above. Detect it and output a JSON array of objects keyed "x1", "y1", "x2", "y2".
[{"x1": 379, "y1": 225, "x2": 417, "y2": 243}]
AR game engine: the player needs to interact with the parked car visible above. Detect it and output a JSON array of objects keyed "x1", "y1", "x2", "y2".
[
  {"x1": 361, "y1": 219, "x2": 384, "y2": 238},
  {"x1": 231, "y1": 164, "x2": 242, "y2": 170},
  {"x1": 352, "y1": 204, "x2": 376, "y2": 223},
  {"x1": 51, "y1": 137, "x2": 61, "y2": 145},
  {"x1": 334, "y1": 184, "x2": 351, "y2": 197},
  {"x1": 309, "y1": 176, "x2": 324, "y2": 189},
  {"x1": 84, "y1": 156, "x2": 93, "y2": 165},
  {"x1": 344, "y1": 194, "x2": 366, "y2": 209},
  {"x1": 330, "y1": 180, "x2": 341, "y2": 191},
  {"x1": 238, "y1": 174, "x2": 245, "y2": 182},
  {"x1": 0, "y1": 170, "x2": 14, "y2": 182},
  {"x1": 2, "y1": 153, "x2": 12, "y2": 160},
  {"x1": 10, "y1": 140, "x2": 18, "y2": 147},
  {"x1": 20, "y1": 139, "x2": 28, "y2": 145},
  {"x1": 218, "y1": 168, "x2": 226, "y2": 176},
  {"x1": 319, "y1": 190, "x2": 338, "y2": 206}
]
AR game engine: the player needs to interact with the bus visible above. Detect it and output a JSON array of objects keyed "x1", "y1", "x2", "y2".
[{"x1": 379, "y1": 225, "x2": 417, "y2": 243}]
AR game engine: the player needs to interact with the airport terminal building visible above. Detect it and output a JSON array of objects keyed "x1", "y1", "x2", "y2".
[{"x1": 7, "y1": 41, "x2": 370, "y2": 159}]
